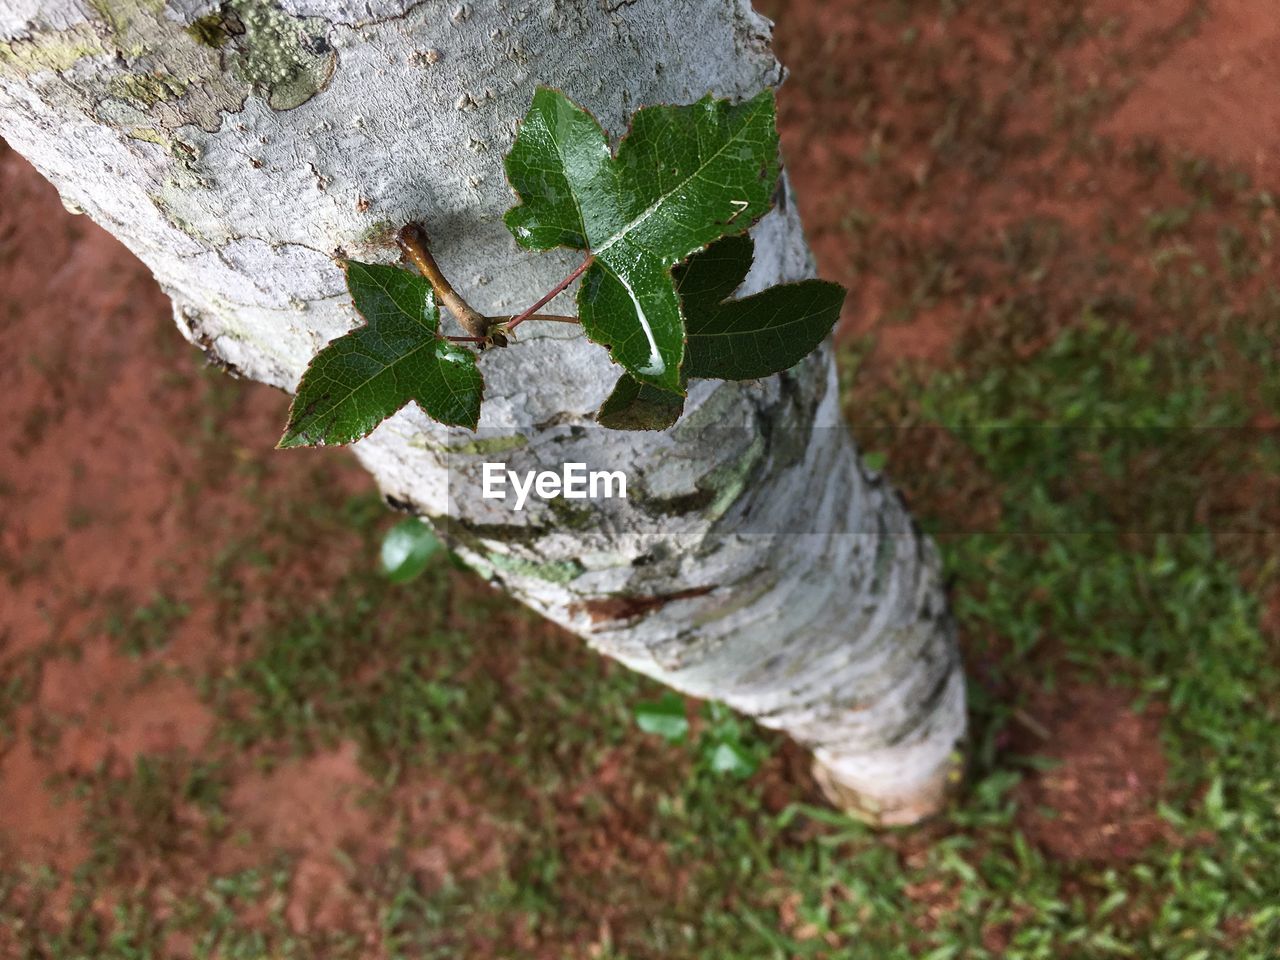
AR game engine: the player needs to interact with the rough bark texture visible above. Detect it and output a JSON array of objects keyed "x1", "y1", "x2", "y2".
[{"x1": 0, "y1": 0, "x2": 965, "y2": 823}]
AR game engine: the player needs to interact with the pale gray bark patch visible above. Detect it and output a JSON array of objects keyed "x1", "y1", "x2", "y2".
[
  {"x1": 0, "y1": 2, "x2": 98, "y2": 39},
  {"x1": 0, "y1": 0, "x2": 966, "y2": 821}
]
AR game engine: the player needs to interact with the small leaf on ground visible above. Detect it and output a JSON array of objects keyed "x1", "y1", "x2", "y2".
[
  {"x1": 380, "y1": 518, "x2": 442, "y2": 583},
  {"x1": 504, "y1": 87, "x2": 780, "y2": 392},
  {"x1": 677, "y1": 234, "x2": 845, "y2": 380},
  {"x1": 706, "y1": 740, "x2": 759, "y2": 778},
  {"x1": 597, "y1": 373, "x2": 685, "y2": 430},
  {"x1": 279, "y1": 261, "x2": 483, "y2": 447},
  {"x1": 861, "y1": 451, "x2": 888, "y2": 472},
  {"x1": 634, "y1": 692, "x2": 689, "y2": 742}
]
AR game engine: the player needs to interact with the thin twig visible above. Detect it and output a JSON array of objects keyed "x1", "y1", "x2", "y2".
[
  {"x1": 506, "y1": 256, "x2": 593, "y2": 332},
  {"x1": 397, "y1": 224, "x2": 491, "y2": 341},
  {"x1": 1012, "y1": 708, "x2": 1051, "y2": 741}
]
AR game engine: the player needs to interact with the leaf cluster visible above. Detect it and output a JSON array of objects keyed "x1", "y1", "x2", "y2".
[{"x1": 281, "y1": 88, "x2": 844, "y2": 447}]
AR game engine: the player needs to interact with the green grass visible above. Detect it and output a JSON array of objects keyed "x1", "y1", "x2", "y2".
[{"x1": 102, "y1": 591, "x2": 190, "y2": 658}]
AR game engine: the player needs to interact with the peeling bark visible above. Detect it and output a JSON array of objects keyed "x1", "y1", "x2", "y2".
[{"x1": 0, "y1": 0, "x2": 966, "y2": 824}]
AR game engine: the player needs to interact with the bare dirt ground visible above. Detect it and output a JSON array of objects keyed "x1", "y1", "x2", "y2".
[{"x1": 0, "y1": 136, "x2": 379, "y2": 921}]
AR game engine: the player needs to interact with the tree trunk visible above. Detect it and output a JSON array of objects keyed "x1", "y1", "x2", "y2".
[{"x1": 0, "y1": 0, "x2": 965, "y2": 824}]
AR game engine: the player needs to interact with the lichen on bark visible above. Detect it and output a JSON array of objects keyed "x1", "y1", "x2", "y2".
[{"x1": 1, "y1": 0, "x2": 335, "y2": 142}]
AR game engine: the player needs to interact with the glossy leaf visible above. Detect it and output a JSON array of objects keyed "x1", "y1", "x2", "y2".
[
  {"x1": 597, "y1": 236, "x2": 844, "y2": 431},
  {"x1": 597, "y1": 373, "x2": 685, "y2": 431},
  {"x1": 504, "y1": 87, "x2": 780, "y2": 392},
  {"x1": 677, "y1": 234, "x2": 845, "y2": 380},
  {"x1": 380, "y1": 518, "x2": 442, "y2": 583},
  {"x1": 279, "y1": 262, "x2": 483, "y2": 448}
]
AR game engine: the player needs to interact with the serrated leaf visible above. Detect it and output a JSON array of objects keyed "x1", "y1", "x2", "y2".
[
  {"x1": 597, "y1": 373, "x2": 685, "y2": 431},
  {"x1": 379, "y1": 518, "x2": 442, "y2": 583},
  {"x1": 279, "y1": 262, "x2": 484, "y2": 447},
  {"x1": 634, "y1": 692, "x2": 689, "y2": 742},
  {"x1": 504, "y1": 87, "x2": 780, "y2": 393},
  {"x1": 676, "y1": 234, "x2": 845, "y2": 380}
]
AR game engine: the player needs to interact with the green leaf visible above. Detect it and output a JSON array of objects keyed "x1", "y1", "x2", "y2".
[
  {"x1": 706, "y1": 740, "x2": 759, "y2": 777},
  {"x1": 634, "y1": 692, "x2": 689, "y2": 742},
  {"x1": 597, "y1": 373, "x2": 685, "y2": 431},
  {"x1": 504, "y1": 87, "x2": 780, "y2": 393},
  {"x1": 676, "y1": 234, "x2": 845, "y2": 380},
  {"x1": 379, "y1": 518, "x2": 442, "y2": 583},
  {"x1": 861, "y1": 450, "x2": 888, "y2": 472},
  {"x1": 279, "y1": 262, "x2": 484, "y2": 447},
  {"x1": 1202, "y1": 775, "x2": 1230, "y2": 829}
]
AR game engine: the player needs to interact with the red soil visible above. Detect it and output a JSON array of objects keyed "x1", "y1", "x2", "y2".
[
  {"x1": 1104, "y1": 0, "x2": 1280, "y2": 182},
  {"x1": 1011, "y1": 686, "x2": 1171, "y2": 862}
]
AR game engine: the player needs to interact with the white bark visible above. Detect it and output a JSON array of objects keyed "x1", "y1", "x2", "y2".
[{"x1": 0, "y1": 0, "x2": 965, "y2": 823}]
